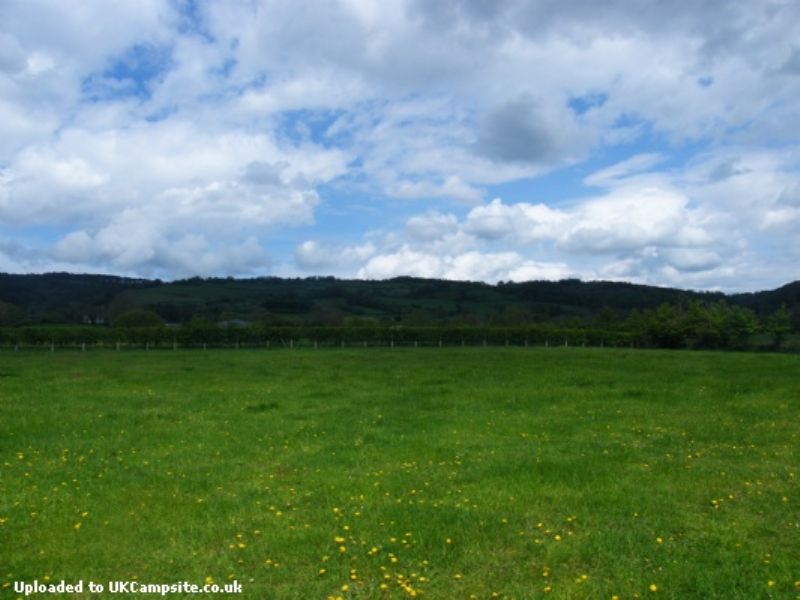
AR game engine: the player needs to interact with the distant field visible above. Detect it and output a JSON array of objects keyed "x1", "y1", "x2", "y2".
[{"x1": 1, "y1": 348, "x2": 798, "y2": 599}]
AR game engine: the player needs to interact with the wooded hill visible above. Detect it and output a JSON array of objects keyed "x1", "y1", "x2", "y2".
[{"x1": 1, "y1": 272, "x2": 798, "y2": 329}]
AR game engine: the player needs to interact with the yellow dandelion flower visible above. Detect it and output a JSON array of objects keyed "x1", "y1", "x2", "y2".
[
  {"x1": 73, "y1": 522, "x2": 82, "y2": 530},
  {"x1": 656, "y1": 537, "x2": 663, "y2": 544},
  {"x1": 318, "y1": 568, "x2": 326, "y2": 575},
  {"x1": 341, "y1": 584, "x2": 349, "y2": 592},
  {"x1": 553, "y1": 534, "x2": 561, "y2": 541},
  {"x1": 339, "y1": 545, "x2": 347, "y2": 553},
  {"x1": 767, "y1": 580, "x2": 775, "y2": 587},
  {"x1": 649, "y1": 583, "x2": 658, "y2": 592},
  {"x1": 543, "y1": 585, "x2": 552, "y2": 593}
]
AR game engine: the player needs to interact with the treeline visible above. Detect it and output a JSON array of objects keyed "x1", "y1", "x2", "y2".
[{"x1": 0, "y1": 300, "x2": 795, "y2": 351}]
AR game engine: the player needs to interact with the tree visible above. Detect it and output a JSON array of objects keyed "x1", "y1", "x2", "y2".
[
  {"x1": 594, "y1": 305, "x2": 619, "y2": 330},
  {"x1": 766, "y1": 304, "x2": 792, "y2": 349},
  {"x1": 0, "y1": 301, "x2": 24, "y2": 326},
  {"x1": 113, "y1": 309, "x2": 165, "y2": 328},
  {"x1": 723, "y1": 305, "x2": 758, "y2": 349},
  {"x1": 645, "y1": 304, "x2": 685, "y2": 348}
]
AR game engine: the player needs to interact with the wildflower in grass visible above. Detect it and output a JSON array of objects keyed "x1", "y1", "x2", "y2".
[
  {"x1": 553, "y1": 534, "x2": 561, "y2": 541},
  {"x1": 767, "y1": 580, "x2": 775, "y2": 587},
  {"x1": 204, "y1": 577, "x2": 214, "y2": 585},
  {"x1": 649, "y1": 583, "x2": 658, "y2": 592},
  {"x1": 453, "y1": 573, "x2": 462, "y2": 580},
  {"x1": 543, "y1": 585, "x2": 551, "y2": 593},
  {"x1": 73, "y1": 522, "x2": 81, "y2": 530},
  {"x1": 319, "y1": 569, "x2": 326, "y2": 575},
  {"x1": 339, "y1": 546, "x2": 347, "y2": 553},
  {"x1": 334, "y1": 536, "x2": 346, "y2": 543},
  {"x1": 656, "y1": 537, "x2": 663, "y2": 544},
  {"x1": 341, "y1": 584, "x2": 349, "y2": 592}
]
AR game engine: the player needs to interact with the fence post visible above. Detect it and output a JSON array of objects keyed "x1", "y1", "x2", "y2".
[
  {"x1": 439, "y1": 338, "x2": 442, "y2": 348},
  {"x1": 81, "y1": 342, "x2": 86, "y2": 352},
  {"x1": 564, "y1": 338, "x2": 568, "y2": 347},
  {"x1": 363, "y1": 340, "x2": 367, "y2": 348},
  {"x1": 116, "y1": 341, "x2": 121, "y2": 351},
  {"x1": 290, "y1": 339, "x2": 294, "y2": 349},
  {"x1": 50, "y1": 340, "x2": 55, "y2": 352},
  {"x1": 203, "y1": 342, "x2": 207, "y2": 351},
  {"x1": 524, "y1": 337, "x2": 528, "y2": 347},
  {"x1": 145, "y1": 342, "x2": 149, "y2": 351},
  {"x1": 314, "y1": 340, "x2": 318, "y2": 349},
  {"x1": 545, "y1": 340, "x2": 549, "y2": 348},
  {"x1": 173, "y1": 338, "x2": 177, "y2": 351}
]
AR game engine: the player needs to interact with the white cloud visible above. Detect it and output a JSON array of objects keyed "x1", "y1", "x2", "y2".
[
  {"x1": 357, "y1": 246, "x2": 571, "y2": 282},
  {"x1": 0, "y1": 0, "x2": 798, "y2": 288},
  {"x1": 405, "y1": 211, "x2": 459, "y2": 241},
  {"x1": 294, "y1": 240, "x2": 376, "y2": 271}
]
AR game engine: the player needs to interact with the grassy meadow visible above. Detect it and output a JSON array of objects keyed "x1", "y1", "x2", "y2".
[{"x1": 1, "y1": 348, "x2": 798, "y2": 599}]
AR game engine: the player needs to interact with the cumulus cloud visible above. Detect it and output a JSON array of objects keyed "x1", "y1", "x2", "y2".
[
  {"x1": 357, "y1": 246, "x2": 571, "y2": 283},
  {"x1": 405, "y1": 211, "x2": 459, "y2": 241},
  {"x1": 294, "y1": 240, "x2": 376, "y2": 272},
  {"x1": 0, "y1": 0, "x2": 798, "y2": 288},
  {"x1": 475, "y1": 95, "x2": 588, "y2": 165}
]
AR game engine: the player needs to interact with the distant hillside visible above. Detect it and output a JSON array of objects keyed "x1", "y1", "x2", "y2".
[{"x1": 0, "y1": 272, "x2": 797, "y2": 327}]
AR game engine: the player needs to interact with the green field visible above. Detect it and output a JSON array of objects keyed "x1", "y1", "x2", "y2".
[{"x1": 1, "y1": 348, "x2": 798, "y2": 599}]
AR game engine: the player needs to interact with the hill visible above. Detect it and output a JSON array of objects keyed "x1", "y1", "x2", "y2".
[{"x1": 1, "y1": 272, "x2": 797, "y2": 327}]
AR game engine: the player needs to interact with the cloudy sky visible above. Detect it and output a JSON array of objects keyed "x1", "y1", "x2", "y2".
[{"x1": 1, "y1": 0, "x2": 798, "y2": 291}]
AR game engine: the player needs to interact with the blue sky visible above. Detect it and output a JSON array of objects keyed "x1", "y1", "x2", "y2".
[{"x1": 0, "y1": 0, "x2": 799, "y2": 291}]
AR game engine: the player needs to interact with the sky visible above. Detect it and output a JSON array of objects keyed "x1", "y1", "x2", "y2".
[{"x1": 0, "y1": 0, "x2": 798, "y2": 292}]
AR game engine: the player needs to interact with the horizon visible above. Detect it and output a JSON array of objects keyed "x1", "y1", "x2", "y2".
[
  {"x1": 2, "y1": 270, "x2": 797, "y2": 297},
  {"x1": 1, "y1": 1, "x2": 799, "y2": 292}
]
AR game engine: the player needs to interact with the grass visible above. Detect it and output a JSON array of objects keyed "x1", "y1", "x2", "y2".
[{"x1": 1, "y1": 348, "x2": 798, "y2": 599}]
